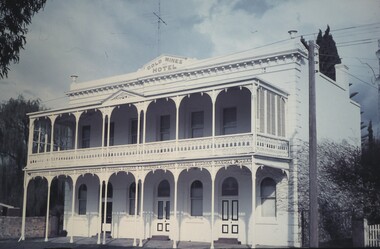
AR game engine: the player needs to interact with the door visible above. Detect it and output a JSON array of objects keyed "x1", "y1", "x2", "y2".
[
  {"x1": 220, "y1": 177, "x2": 239, "y2": 238},
  {"x1": 156, "y1": 198, "x2": 170, "y2": 234},
  {"x1": 154, "y1": 180, "x2": 171, "y2": 236},
  {"x1": 221, "y1": 199, "x2": 239, "y2": 237}
]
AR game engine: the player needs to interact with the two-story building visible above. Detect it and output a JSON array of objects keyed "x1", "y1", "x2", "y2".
[{"x1": 19, "y1": 40, "x2": 361, "y2": 248}]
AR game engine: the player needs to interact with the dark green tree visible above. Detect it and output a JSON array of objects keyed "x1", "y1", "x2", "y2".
[
  {"x1": 0, "y1": 95, "x2": 41, "y2": 208},
  {"x1": 316, "y1": 25, "x2": 342, "y2": 81},
  {"x1": 0, "y1": 0, "x2": 46, "y2": 78}
]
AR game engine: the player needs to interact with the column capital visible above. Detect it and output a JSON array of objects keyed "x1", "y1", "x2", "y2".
[
  {"x1": 73, "y1": 111, "x2": 83, "y2": 122},
  {"x1": 48, "y1": 114, "x2": 58, "y2": 124}
]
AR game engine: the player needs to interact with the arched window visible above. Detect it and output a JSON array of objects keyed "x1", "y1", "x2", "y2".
[
  {"x1": 157, "y1": 180, "x2": 170, "y2": 197},
  {"x1": 190, "y1": 180, "x2": 203, "y2": 216},
  {"x1": 260, "y1": 178, "x2": 276, "y2": 217},
  {"x1": 78, "y1": 184, "x2": 87, "y2": 215},
  {"x1": 129, "y1": 182, "x2": 141, "y2": 215},
  {"x1": 102, "y1": 182, "x2": 113, "y2": 198},
  {"x1": 222, "y1": 177, "x2": 238, "y2": 196}
]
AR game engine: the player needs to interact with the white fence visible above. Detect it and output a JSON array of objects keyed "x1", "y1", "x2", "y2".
[{"x1": 367, "y1": 224, "x2": 380, "y2": 247}]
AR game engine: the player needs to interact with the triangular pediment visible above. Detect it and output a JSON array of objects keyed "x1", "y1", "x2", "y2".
[
  {"x1": 138, "y1": 54, "x2": 197, "y2": 75},
  {"x1": 102, "y1": 89, "x2": 144, "y2": 105}
]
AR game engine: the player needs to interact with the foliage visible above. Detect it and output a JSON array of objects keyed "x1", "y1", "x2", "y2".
[
  {"x1": 0, "y1": 95, "x2": 41, "y2": 210},
  {"x1": 298, "y1": 137, "x2": 380, "y2": 244},
  {"x1": 316, "y1": 25, "x2": 342, "y2": 81},
  {"x1": 0, "y1": 0, "x2": 46, "y2": 78}
]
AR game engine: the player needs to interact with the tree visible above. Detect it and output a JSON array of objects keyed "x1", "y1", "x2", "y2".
[
  {"x1": 0, "y1": 0, "x2": 46, "y2": 78},
  {"x1": 0, "y1": 95, "x2": 41, "y2": 208},
  {"x1": 316, "y1": 25, "x2": 342, "y2": 81}
]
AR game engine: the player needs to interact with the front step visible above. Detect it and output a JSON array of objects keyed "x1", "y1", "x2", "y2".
[
  {"x1": 151, "y1": 235, "x2": 170, "y2": 241},
  {"x1": 214, "y1": 238, "x2": 240, "y2": 244}
]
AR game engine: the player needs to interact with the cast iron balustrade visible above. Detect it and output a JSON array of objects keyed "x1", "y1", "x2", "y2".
[{"x1": 27, "y1": 133, "x2": 289, "y2": 169}]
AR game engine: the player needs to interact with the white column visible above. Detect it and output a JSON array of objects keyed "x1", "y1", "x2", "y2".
[
  {"x1": 211, "y1": 91, "x2": 216, "y2": 154},
  {"x1": 44, "y1": 177, "x2": 53, "y2": 242},
  {"x1": 251, "y1": 160, "x2": 257, "y2": 248},
  {"x1": 37, "y1": 125, "x2": 41, "y2": 153},
  {"x1": 97, "y1": 179, "x2": 103, "y2": 244},
  {"x1": 101, "y1": 110, "x2": 106, "y2": 148},
  {"x1": 137, "y1": 110, "x2": 141, "y2": 146},
  {"x1": 49, "y1": 115, "x2": 57, "y2": 152},
  {"x1": 102, "y1": 179, "x2": 108, "y2": 245},
  {"x1": 251, "y1": 84, "x2": 258, "y2": 151},
  {"x1": 20, "y1": 173, "x2": 30, "y2": 241},
  {"x1": 210, "y1": 165, "x2": 216, "y2": 249},
  {"x1": 27, "y1": 118, "x2": 35, "y2": 156},
  {"x1": 133, "y1": 176, "x2": 140, "y2": 247},
  {"x1": 139, "y1": 178, "x2": 145, "y2": 247},
  {"x1": 172, "y1": 170, "x2": 179, "y2": 249},
  {"x1": 74, "y1": 112, "x2": 82, "y2": 150},
  {"x1": 70, "y1": 175, "x2": 78, "y2": 243},
  {"x1": 107, "y1": 112, "x2": 111, "y2": 147}
]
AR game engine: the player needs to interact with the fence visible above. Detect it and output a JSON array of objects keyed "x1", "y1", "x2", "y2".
[{"x1": 367, "y1": 224, "x2": 380, "y2": 247}]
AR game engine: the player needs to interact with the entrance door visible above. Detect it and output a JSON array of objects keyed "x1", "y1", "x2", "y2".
[
  {"x1": 154, "y1": 180, "x2": 171, "y2": 236},
  {"x1": 156, "y1": 198, "x2": 170, "y2": 234},
  {"x1": 221, "y1": 199, "x2": 239, "y2": 236},
  {"x1": 220, "y1": 177, "x2": 239, "y2": 238}
]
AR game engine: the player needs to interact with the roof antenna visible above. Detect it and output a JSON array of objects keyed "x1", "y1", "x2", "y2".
[{"x1": 153, "y1": 0, "x2": 167, "y2": 56}]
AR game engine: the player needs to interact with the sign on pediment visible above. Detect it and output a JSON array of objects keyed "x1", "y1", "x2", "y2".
[{"x1": 139, "y1": 55, "x2": 196, "y2": 75}]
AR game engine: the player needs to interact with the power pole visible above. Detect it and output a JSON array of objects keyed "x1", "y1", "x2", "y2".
[{"x1": 301, "y1": 37, "x2": 319, "y2": 248}]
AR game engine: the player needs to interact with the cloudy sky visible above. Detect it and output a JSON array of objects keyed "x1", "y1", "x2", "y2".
[{"x1": 1, "y1": 0, "x2": 380, "y2": 136}]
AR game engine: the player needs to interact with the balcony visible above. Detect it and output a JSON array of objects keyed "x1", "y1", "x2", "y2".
[{"x1": 27, "y1": 133, "x2": 289, "y2": 170}]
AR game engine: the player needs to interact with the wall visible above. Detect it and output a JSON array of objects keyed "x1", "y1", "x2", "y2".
[{"x1": 0, "y1": 216, "x2": 57, "y2": 239}]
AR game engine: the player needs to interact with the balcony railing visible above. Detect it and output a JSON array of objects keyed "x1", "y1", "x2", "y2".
[{"x1": 27, "y1": 133, "x2": 289, "y2": 170}]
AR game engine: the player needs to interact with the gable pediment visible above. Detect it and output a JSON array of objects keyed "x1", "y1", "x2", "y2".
[{"x1": 102, "y1": 89, "x2": 144, "y2": 105}]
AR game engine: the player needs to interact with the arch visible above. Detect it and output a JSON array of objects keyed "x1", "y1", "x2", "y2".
[
  {"x1": 146, "y1": 98, "x2": 176, "y2": 142},
  {"x1": 77, "y1": 109, "x2": 103, "y2": 148},
  {"x1": 190, "y1": 180, "x2": 203, "y2": 216},
  {"x1": 260, "y1": 177, "x2": 276, "y2": 217},
  {"x1": 32, "y1": 117, "x2": 52, "y2": 153},
  {"x1": 110, "y1": 104, "x2": 138, "y2": 145},
  {"x1": 178, "y1": 93, "x2": 212, "y2": 139},
  {"x1": 157, "y1": 179, "x2": 170, "y2": 197},
  {"x1": 78, "y1": 184, "x2": 87, "y2": 215},
  {"x1": 215, "y1": 86, "x2": 251, "y2": 136},
  {"x1": 53, "y1": 113, "x2": 76, "y2": 151},
  {"x1": 221, "y1": 177, "x2": 239, "y2": 196}
]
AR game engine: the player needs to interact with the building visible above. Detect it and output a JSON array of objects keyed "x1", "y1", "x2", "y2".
[{"x1": 20, "y1": 40, "x2": 360, "y2": 248}]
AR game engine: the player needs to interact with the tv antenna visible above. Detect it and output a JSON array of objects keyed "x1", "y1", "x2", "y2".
[{"x1": 153, "y1": 0, "x2": 167, "y2": 56}]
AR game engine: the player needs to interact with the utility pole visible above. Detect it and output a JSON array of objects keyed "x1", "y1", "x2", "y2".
[{"x1": 301, "y1": 37, "x2": 319, "y2": 248}]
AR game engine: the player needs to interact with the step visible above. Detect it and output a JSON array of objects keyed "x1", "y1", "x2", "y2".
[
  {"x1": 151, "y1": 235, "x2": 170, "y2": 241},
  {"x1": 215, "y1": 238, "x2": 240, "y2": 244}
]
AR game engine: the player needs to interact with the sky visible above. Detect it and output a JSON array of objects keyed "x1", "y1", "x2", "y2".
[{"x1": 1, "y1": 0, "x2": 380, "y2": 137}]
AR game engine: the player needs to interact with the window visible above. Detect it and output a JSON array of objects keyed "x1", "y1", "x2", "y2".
[
  {"x1": 277, "y1": 96, "x2": 286, "y2": 137},
  {"x1": 257, "y1": 89, "x2": 286, "y2": 137},
  {"x1": 157, "y1": 180, "x2": 170, "y2": 197},
  {"x1": 222, "y1": 177, "x2": 238, "y2": 196},
  {"x1": 160, "y1": 115, "x2": 170, "y2": 141},
  {"x1": 223, "y1": 107, "x2": 237, "y2": 135},
  {"x1": 81, "y1": 125, "x2": 91, "y2": 148},
  {"x1": 190, "y1": 180, "x2": 203, "y2": 216},
  {"x1": 104, "y1": 122, "x2": 114, "y2": 146},
  {"x1": 78, "y1": 184, "x2": 87, "y2": 215},
  {"x1": 131, "y1": 119, "x2": 138, "y2": 144},
  {"x1": 191, "y1": 111, "x2": 204, "y2": 138},
  {"x1": 267, "y1": 91, "x2": 276, "y2": 135},
  {"x1": 129, "y1": 182, "x2": 140, "y2": 215},
  {"x1": 261, "y1": 178, "x2": 276, "y2": 217}
]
